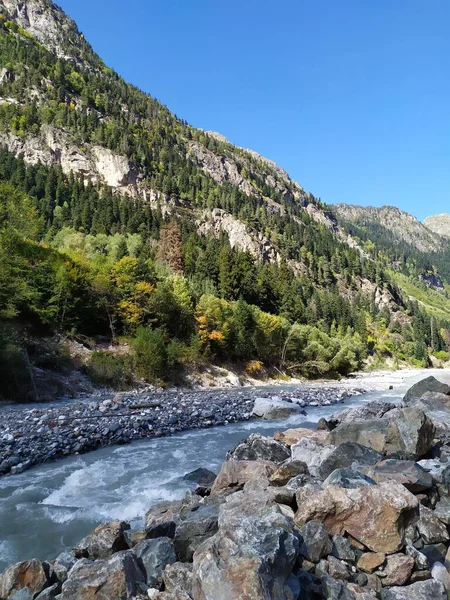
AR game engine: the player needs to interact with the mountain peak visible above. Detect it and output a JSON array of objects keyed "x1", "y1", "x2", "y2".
[{"x1": 424, "y1": 213, "x2": 450, "y2": 238}]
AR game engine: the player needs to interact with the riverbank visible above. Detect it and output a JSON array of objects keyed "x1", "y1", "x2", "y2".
[
  {"x1": 2, "y1": 372, "x2": 450, "y2": 599},
  {"x1": 0, "y1": 368, "x2": 439, "y2": 478}
]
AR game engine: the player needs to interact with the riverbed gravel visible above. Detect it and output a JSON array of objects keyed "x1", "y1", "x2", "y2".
[{"x1": 0, "y1": 384, "x2": 372, "y2": 476}]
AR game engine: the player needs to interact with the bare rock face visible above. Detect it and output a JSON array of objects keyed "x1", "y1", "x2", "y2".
[
  {"x1": 295, "y1": 481, "x2": 419, "y2": 553},
  {"x1": 92, "y1": 146, "x2": 139, "y2": 188},
  {"x1": 60, "y1": 551, "x2": 146, "y2": 600},
  {"x1": 424, "y1": 213, "x2": 450, "y2": 239},
  {"x1": 192, "y1": 504, "x2": 300, "y2": 600},
  {"x1": 0, "y1": 559, "x2": 50, "y2": 599},
  {"x1": 73, "y1": 521, "x2": 130, "y2": 559}
]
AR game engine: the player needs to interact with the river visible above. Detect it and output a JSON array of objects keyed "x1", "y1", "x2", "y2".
[{"x1": 0, "y1": 369, "x2": 446, "y2": 572}]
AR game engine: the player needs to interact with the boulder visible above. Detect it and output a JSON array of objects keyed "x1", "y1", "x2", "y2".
[
  {"x1": 434, "y1": 496, "x2": 450, "y2": 525},
  {"x1": 252, "y1": 397, "x2": 305, "y2": 420},
  {"x1": 403, "y1": 376, "x2": 450, "y2": 404},
  {"x1": 421, "y1": 543, "x2": 448, "y2": 566},
  {"x1": 331, "y1": 536, "x2": 356, "y2": 563},
  {"x1": 329, "y1": 408, "x2": 435, "y2": 460},
  {"x1": 173, "y1": 503, "x2": 219, "y2": 562},
  {"x1": 291, "y1": 438, "x2": 337, "y2": 477},
  {"x1": 193, "y1": 504, "x2": 300, "y2": 600},
  {"x1": 318, "y1": 442, "x2": 382, "y2": 479},
  {"x1": 183, "y1": 468, "x2": 216, "y2": 486},
  {"x1": 133, "y1": 537, "x2": 176, "y2": 587},
  {"x1": 35, "y1": 583, "x2": 61, "y2": 599},
  {"x1": 321, "y1": 576, "x2": 356, "y2": 600},
  {"x1": 326, "y1": 555, "x2": 351, "y2": 581},
  {"x1": 295, "y1": 481, "x2": 419, "y2": 553},
  {"x1": 416, "y1": 506, "x2": 449, "y2": 544},
  {"x1": 0, "y1": 560, "x2": 51, "y2": 599},
  {"x1": 381, "y1": 553, "x2": 414, "y2": 586},
  {"x1": 274, "y1": 428, "x2": 329, "y2": 446},
  {"x1": 145, "y1": 500, "x2": 184, "y2": 539},
  {"x1": 211, "y1": 459, "x2": 277, "y2": 494},
  {"x1": 298, "y1": 520, "x2": 333, "y2": 563},
  {"x1": 332, "y1": 401, "x2": 395, "y2": 425},
  {"x1": 323, "y1": 468, "x2": 377, "y2": 489},
  {"x1": 73, "y1": 520, "x2": 130, "y2": 559},
  {"x1": 227, "y1": 434, "x2": 291, "y2": 463},
  {"x1": 380, "y1": 579, "x2": 446, "y2": 599},
  {"x1": 405, "y1": 544, "x2": 429, "y2": 570},
  {"x1": 269, "y1": 460, "x2": 309, "y2": 486},
  {"x1": 163, "y1": 563, "x2": 193, "y2": 597},
  {"x1": 431, "y1": 562, "x2": 450, "y2": 593},
  {"x1": 60, "y1": 551, "x2": 146, "y2": 600},
  {"x1": 357, "y1": 552, "x2": 386, "y2": 573},
  {"x1": 368, "y1": 459, "x2": 433, "y2": 493}
]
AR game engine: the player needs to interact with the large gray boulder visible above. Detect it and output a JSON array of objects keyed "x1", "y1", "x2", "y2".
[
  {"x1": 173, "y1": 503, "x2": 219, "y2": 562},
  {"x1": 368, "y1": 459, "x2": 433, "y2": 493},
  {"x1": 329, "y1": 408, "x2": 435, "y2": 460},
  {"x1": 298, "y1": 520, "x2": 332, "y2": 563},
  {"x1": 73, "y1": 521, "x2": 130, "y2": 559},
  {"x1": 60, "y1": 551, "x2": 146, "y2": 600},
  {"x1": 380, "y1": 579, "x2": 446, "y2": 599},
  {"x1": 252, "y1": 397, "x2": 305, "y2": 420},
  {"x1": 193, "y1": 502, "x2": 300, "y2": 600},
  {"x1": 163, "y1": 562, "x2": 193, "y2": 597},
  {"x1": 133, "y1": 537, "x2": 176, "y2": 587},
  {"x1": 227, "y1": 433, "x2": 291, "y2": 463},
  {"x1": 145, "y1": 500, "x2": 184, "y2": 539},
  {"x1": 318, "y1": 442, "x2": 382, "y2": 479},
  {"x1": 403, "y1": 376, "x2": 450, "y2": 404}
]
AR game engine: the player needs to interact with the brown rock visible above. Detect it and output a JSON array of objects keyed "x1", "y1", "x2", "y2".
[
  {"x1": 145, "y1": 500, "x2": 184, "y2": 538},
  {"x1": 295, "y1": 481, "x2": 419, "y2": 553},
  {"x1": 357, "y1": 552, "x2": 386, "y2": 573},
  {"x1": 274, "y1": 428, "x2": 328, "y2": 447},
  {"x1": 210, "y1": 459, "x2": 277, "y2": 494},
  {"x1": 417, "y1": 505, "x2": 450, "y2": 544},
  {"x1": 73, "y1": 520, "x2": 130, "y2": 559},
  {"x1": 269, "y1": 460, "x2": 308, "y2": 486},
  {"x1": 0, "y1": 559, "x2": 50, "y2": 599},
  {"x1": 381, "y1": 553, "x2": 414, "y2": 586}
]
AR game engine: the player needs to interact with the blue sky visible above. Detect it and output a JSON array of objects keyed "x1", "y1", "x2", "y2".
[{"x1": 58, "y1": 0, "x2": 450, "y2": 220}]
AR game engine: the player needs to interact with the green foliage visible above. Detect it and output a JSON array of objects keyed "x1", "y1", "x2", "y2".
[
  {"x1": 86, "y1": 351, "x2": 133, "y2": 389},
  {"x1": 132, "y1": 327, "x2": 168, "y2": 382}
]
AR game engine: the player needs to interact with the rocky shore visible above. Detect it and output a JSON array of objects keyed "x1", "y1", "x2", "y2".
[
  {"x1": 0, "y1": 384, "x2": 365, "y2": 477},
  {"x1": 3, "y1": 375, "x2": 450, "y2": 598}
]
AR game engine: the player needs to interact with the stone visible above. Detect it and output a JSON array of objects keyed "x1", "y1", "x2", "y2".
[
  {"x1": 331, "y1": 535, "x2": 356, "y2": 563},
  {"x1": 357, "y1": 552, "x2": 386, "y2": 573},
  {"x1": 381, "y1": 553, "x2": 414, "y2": 586},
  {"x1": 326, "y1": 555, "x2": 351, "y2": 581},
  {"x1": 183, "y1": 468, "x2": 216, "y2": 486},
  {"x1": 227, "y1": 433, "x2": 291, "y2": 463},
  {"x1": 192, "y1": 504, "x2": 300, "y2": 600},
  {"x1": 133, "y1": 537, "x2": 176, "y2": 587},
  {"x1": 298, "y1": 520, "x2": 333, "y2": 563},
  {"x1": 252, "y1": 397, "x2": 305, "y2": 419},
  {"x1": 319, "y1": 442, "x2": 382, "y2": 479},
  {"x1": 0, "y1": 560, "x2": 50, "y2": 599},
  {"x1": 269, "y1": 460, "x2": 308, "y2": 486},
  {"x1": 435, "y1": 496, "x2": 450, "y2": 525},
  {"x1": 145, "y1": 500, "x2": 184, "y2": 539},
  {"x1": 368, "y1": 459, "x2": 433, "y2": 493},
  {"x1": 291, "y1": 437, "x2": 337, "y2": 477},
  {"x1": 431, "y1": 562, "x2": 450, "y2": 592},
  {"x1": 274, "y1": 427, "x2": 329, "y2": 446},
  {"x1": 403, "y1": 376, "x2": 450, "y2": 404},
  {"x1": 421, "y1": 544, "x2": 448, "y2": 566},
  {"x1": 173, "y1": 503, "x2": 219, "y2": 562},
  {"x1": 60, "y1": 551, "x2": 146, "y2": 599},
  {"x1": 73, "y1": 520, "x2": 130, "y2": 559},
  {"x1": 416, "y1": 506, "x2": 449, "y2": 544},
  {"x1": 163, "y1": 563, "x2": 193, "y2": 597},
  {"x1": 210, "y1": 459, "x2": 277, "y2": 494},
  {"x1": 295, "y1": 481, "x2": 419, "y2": 553},
  {"x1": 405, "y1": 544, "x2": 429, "y2": 570},
  {"x1": 380, "y1": 579, "x2": 446, "y2": 599},
  {"x1": 321, "y1": 576, "x2": 355, "y2": 600},
  {"x1": 35, "y1": 583, "x2": 61, "y2": 599},
  {"x1": 323, "y1": 468, "x2": 376, "y2": 489},
  {"x1": 329, "y1": 408, "x2": 435, "y2": 460}
]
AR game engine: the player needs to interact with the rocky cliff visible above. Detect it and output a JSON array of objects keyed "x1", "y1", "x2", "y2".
[{"x1": 424, "y1": 214, "x2": 450, "y2": 239}]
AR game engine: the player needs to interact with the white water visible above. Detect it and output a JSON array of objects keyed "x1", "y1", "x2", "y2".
[{"x1": 0, "y1": 370, "x2": 445, "y2": 571}]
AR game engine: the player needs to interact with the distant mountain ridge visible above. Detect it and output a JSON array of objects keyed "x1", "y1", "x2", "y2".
[{"x1": 424, "y1": 213, "x2": 450, "y2": 238}]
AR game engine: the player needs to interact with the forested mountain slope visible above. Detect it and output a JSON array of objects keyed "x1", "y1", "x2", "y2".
[{"x1": 0, "y1": 0, "x2": 448, "y2": 400}]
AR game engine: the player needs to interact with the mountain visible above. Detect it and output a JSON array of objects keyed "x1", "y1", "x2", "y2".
[
  {"x1": 424, "y1": 213, "x2": 450, "y2": 238},
  {"x1": 0, "y1": 0, "x2": 448, "y2": 400}
]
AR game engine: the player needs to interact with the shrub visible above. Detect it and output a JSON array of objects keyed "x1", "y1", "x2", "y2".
[
  {"x1": 132, "y1": 327, "x2": 168, "y2": 382},
  {"x1": 86, "y1": 351, "x2": 133, "y2": 389},
  {"x1": 245, "y1": 360, "x2": 263, "y2": 375}
]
